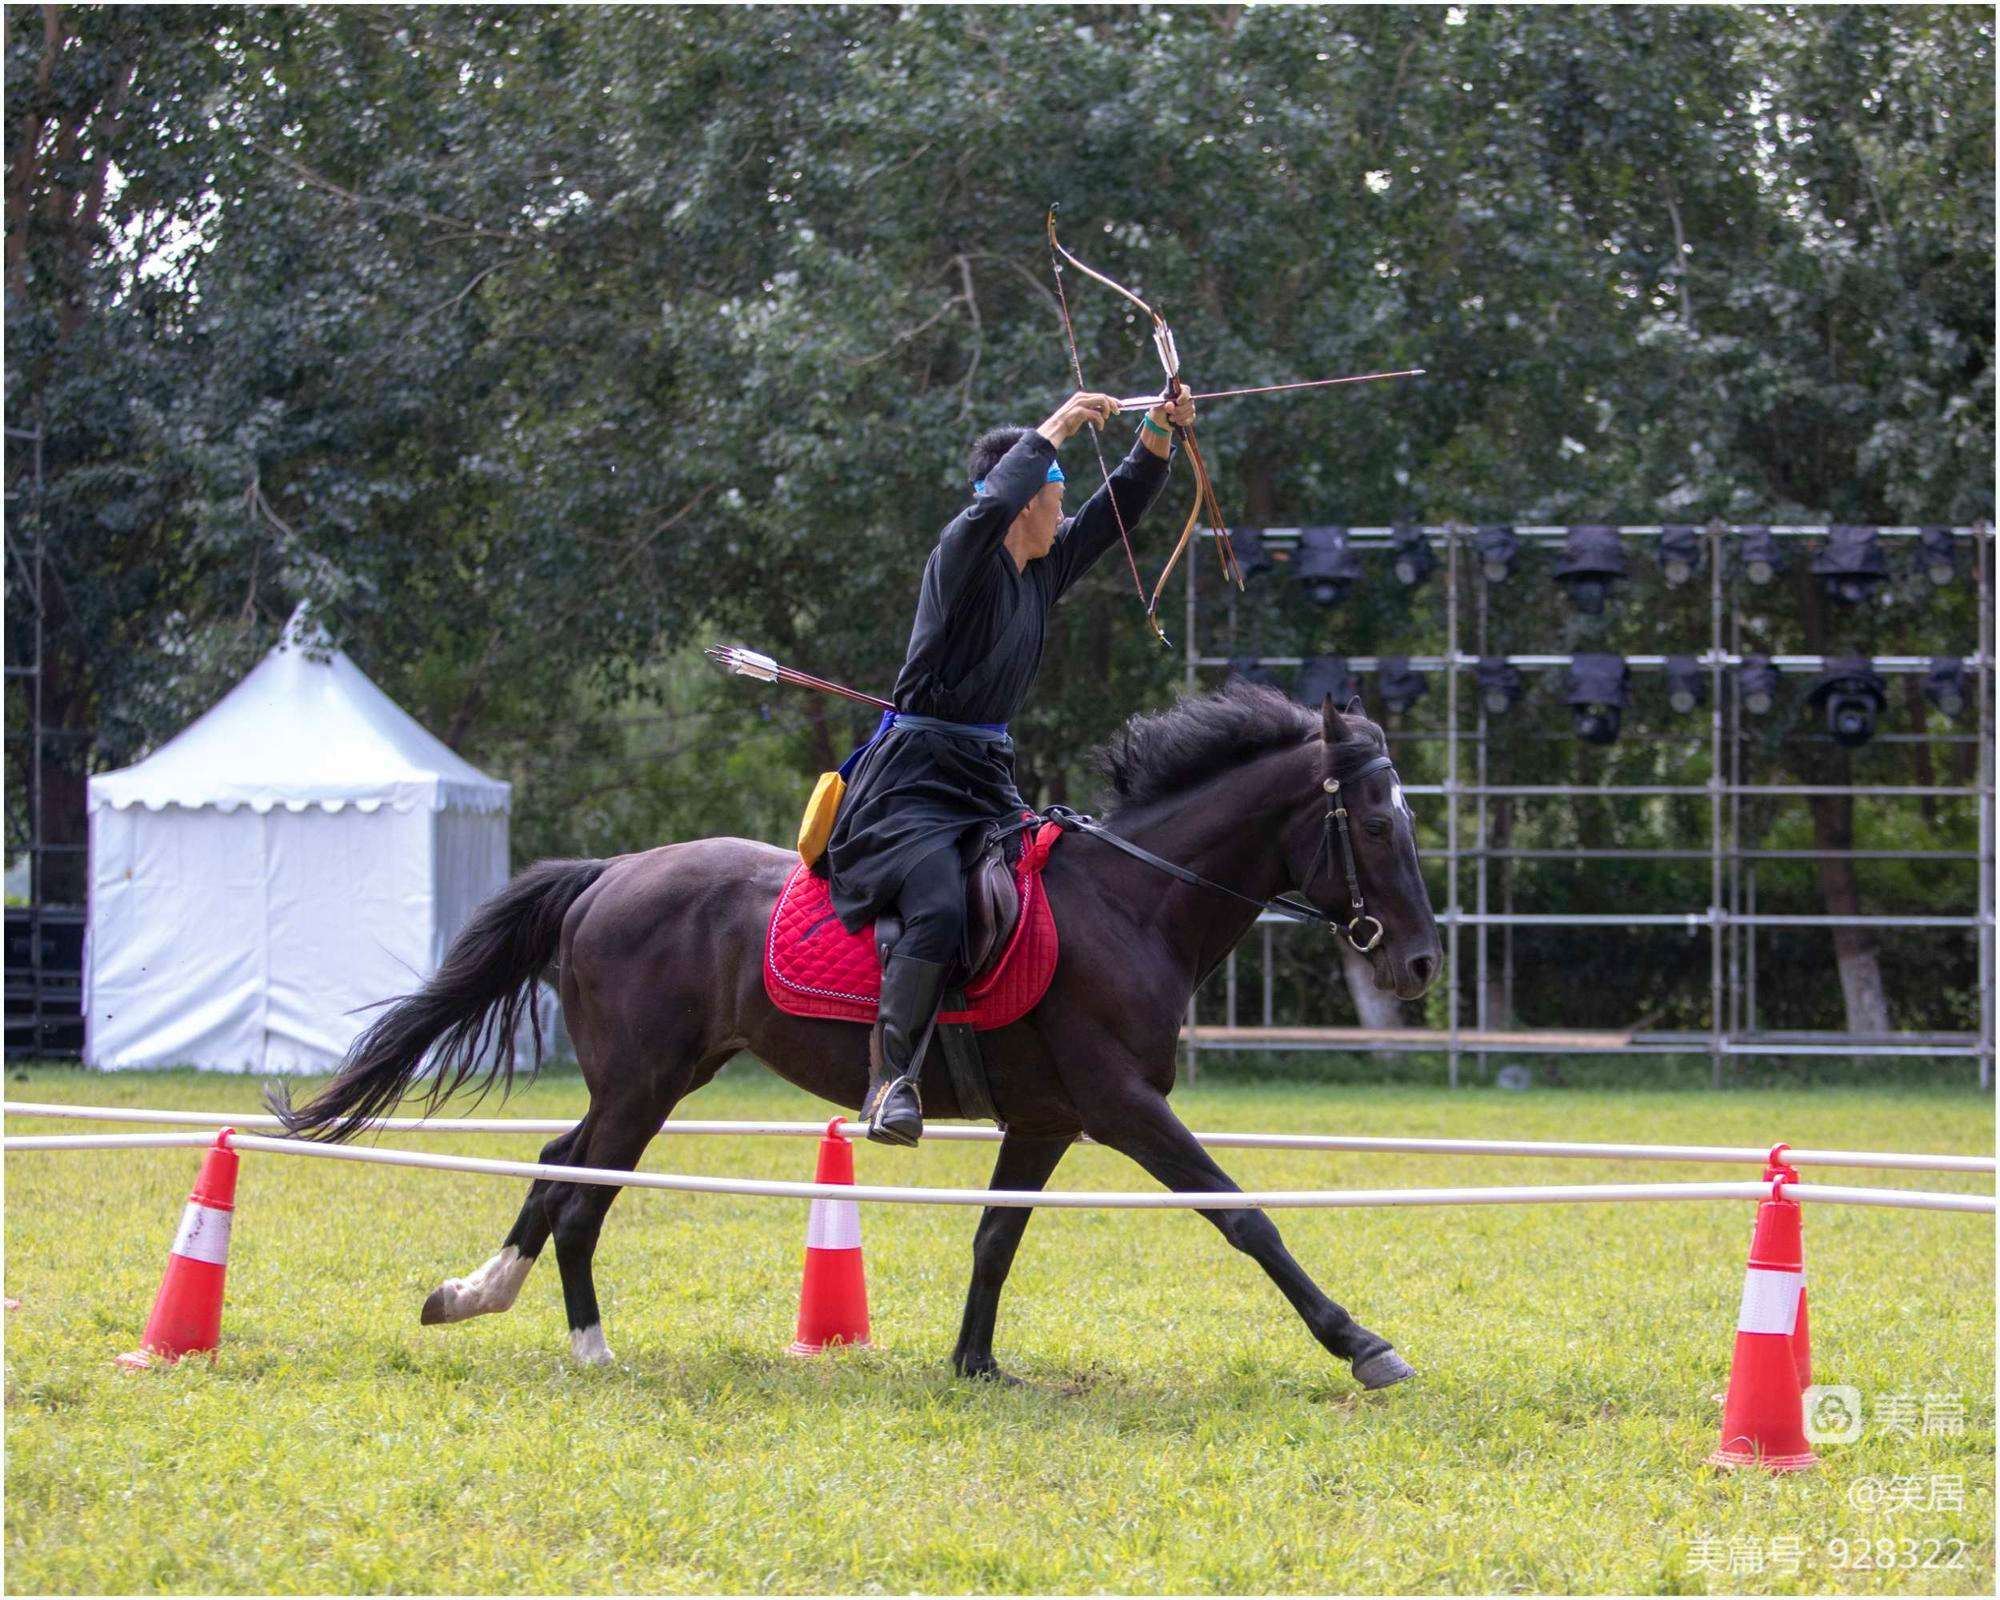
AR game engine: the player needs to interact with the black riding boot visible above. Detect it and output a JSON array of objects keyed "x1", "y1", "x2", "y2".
[{"x1": 861, "y1": 953, "x2": 948, "y2": 1147}]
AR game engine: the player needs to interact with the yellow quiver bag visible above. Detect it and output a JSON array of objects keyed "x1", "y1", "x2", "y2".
[{"x1": 797, "y1": 770, "x2": 845, "y2": 867}]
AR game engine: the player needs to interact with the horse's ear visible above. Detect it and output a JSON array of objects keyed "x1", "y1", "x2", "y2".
[
  {"x1": 1345, "y1": 695, "x2": 1366, "y2": 717},
  {"x1": 1322, "y1": 694, "x2": 1356, "y2": 744}
]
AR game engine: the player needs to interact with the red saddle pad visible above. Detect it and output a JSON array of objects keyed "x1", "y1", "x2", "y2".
[{"x1": 765, "y1": 822, "x2": 1063, "y2": 1030}]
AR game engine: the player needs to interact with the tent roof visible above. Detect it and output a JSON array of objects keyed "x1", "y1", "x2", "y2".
[{"x1": 88, "y1": 607, "x2": 510, "y2": 815}]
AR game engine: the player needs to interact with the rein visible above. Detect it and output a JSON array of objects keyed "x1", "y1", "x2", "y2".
[{"x1": 1042, "y1": 752, "x2": 1396, "y2": 953}]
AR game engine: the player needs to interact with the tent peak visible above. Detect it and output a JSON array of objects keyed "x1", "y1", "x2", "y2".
[{"x1": 280, "y1": 600, "x2": 335, "y2": 654}]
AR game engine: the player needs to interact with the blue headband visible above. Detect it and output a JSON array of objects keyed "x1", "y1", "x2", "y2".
[{"x1": 973, "y1": 461, "x2": 1066, "y2": 495}]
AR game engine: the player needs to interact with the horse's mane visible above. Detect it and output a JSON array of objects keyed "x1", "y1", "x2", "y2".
[{"x1": 1096, "y1": 680, "x2": 1384, "y2": 815}]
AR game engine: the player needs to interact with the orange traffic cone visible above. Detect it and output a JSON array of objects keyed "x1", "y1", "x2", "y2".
[
  {"x1": 1766, "y1": 1145, "x2": 1810, "y2": 1389},
  {"x1": 116, "y1": 1129, "x2": 238, "y2": 1370},
  {"x1": 786, "y1": 1118, "x2": 870, "y2": 1355},
  {"x1": 1709, "y1": 1174, "x2": 1818, "y2": 1471}
]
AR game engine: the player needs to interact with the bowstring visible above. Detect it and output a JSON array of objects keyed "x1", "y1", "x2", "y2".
[{"x1": 1048, "y1": 226, "x2": 1154, "y2": 625}]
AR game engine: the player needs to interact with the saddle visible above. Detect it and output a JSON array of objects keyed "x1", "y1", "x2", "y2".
[
  {"x1": 871, "y1": 835, "x2": 1022, "y2": 985},
  {"x1": 763, "y1": 817, "x2": 1066, "y2": 1126}
]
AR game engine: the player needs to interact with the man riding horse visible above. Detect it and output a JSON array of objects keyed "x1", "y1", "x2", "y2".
[{"x1": 826, "y1": 382, "x2": 1197, "y2": 1146}]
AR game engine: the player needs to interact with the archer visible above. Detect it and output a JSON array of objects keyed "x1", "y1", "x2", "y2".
[{"x1": 824, "y1": 380, "x2": 1198, "y2": 1146}]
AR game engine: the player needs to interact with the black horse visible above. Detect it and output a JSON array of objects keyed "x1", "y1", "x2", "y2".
[{"x1": 273, "y1": 683, "x2": 1442, "y2": 1388}]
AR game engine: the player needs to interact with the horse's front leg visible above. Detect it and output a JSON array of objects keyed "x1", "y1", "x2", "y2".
[
  {"x1": 950, "y1": 1132, "x2": 1074, "y2": 1382},
  {"x1": 1083, "y1": 1085, "x2": 1414, "y2": 1390}
]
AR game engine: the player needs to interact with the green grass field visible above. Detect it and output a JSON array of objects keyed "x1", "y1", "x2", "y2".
[{"x1": 4, "y1": 1065, "x2": 1992, "y2": 1595}]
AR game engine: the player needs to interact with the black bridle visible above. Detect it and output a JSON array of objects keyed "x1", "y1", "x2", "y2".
[{"x1": 1042, "y1": 751, "x2": 1398, "y2": 952}]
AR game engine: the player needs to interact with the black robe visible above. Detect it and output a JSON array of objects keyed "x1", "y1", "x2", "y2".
[{"x1": 826, "y1": 428, "x2": 1172, "y2": 931}]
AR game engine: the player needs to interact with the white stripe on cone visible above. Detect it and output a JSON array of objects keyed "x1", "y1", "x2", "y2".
[
  {"x1": 1736, "y1": 1267, "x2": 1805, "y2": 1335},
  {"x1": 169, "y1": 1202, "x2": 233, "y2": 1266},
  {"x1": 804, "y1": 1197, "x2": 861, "y2": 1252}
]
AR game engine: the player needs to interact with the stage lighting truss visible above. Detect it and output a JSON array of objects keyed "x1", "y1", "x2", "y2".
[
  {"x1": 1808, "y1": 658, "x2": 1888, "y2": 748},
  {"x1": 1390, "y1": 525, "x2": 1437, "y2": 589},
  {"x1": 1811, "y1": 525, "x2": 1890, "y2": 606},
  {"x1": 1553, "y1": 525, "x2": 1627, "y2": 614},
  {"x1": 1657, "y1": 525, "x2": 1705, "y2": 588},
  {"x1": 1564, "y1": 652, "x2": 1630, "y2": 745},
  {"x1": 1664, "y1": 654, "x2": 1708, "y2": 715},
  {"x1": 1296, "y1": 526, "x2": 1363, "y2": 606}
]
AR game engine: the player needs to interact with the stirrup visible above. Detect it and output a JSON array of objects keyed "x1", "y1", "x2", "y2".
[{"x1": 862, "y1": 1074, "x2": 923, "y2": 1147}]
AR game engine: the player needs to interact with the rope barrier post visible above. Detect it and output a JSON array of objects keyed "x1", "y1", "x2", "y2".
[{"x1": 1762, "y1": 1143, "x2": 1810, "y2": 1386}]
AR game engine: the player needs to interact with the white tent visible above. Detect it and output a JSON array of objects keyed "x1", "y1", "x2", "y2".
[{"x1": 86, "y1": 607, "x2": 511, "y2": 1073}]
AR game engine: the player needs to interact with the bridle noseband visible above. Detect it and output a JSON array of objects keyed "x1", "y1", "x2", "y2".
[
  {"x1": 1041, "y1": 749, "x2": 1399, "y2": 952},
  {"x1": 1296, "y1": 751, "x2": 1395, "y2": 952}
]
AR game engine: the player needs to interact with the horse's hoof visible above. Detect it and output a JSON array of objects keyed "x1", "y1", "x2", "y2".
[
  {"x1": 1352, "y1": 1348, "x2": 1416, "y2": 1391},
  {"x1": 420, "y1": 1286, "x2": 452, "y2": 1326},
  {"x1": 958, "y1": 1361, "x2": 1024, "y2": 1387}
]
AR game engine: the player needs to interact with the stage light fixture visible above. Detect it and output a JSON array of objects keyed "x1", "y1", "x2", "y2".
[
  {"x1": 1475, "y1": 524, "x2": 1520, "y2": 584},
  {"x1": 1811, "y1": 525, "x2": 1889, "y2": 606},
  {"x1": 1738, "y1": 655, "x2": 1779, "y2": 716},
  {"x1": 1296, "y1": 526, "x2": 1362, "y2": 606},
  {"x1": 1377, "y1": 655, "x2": 1428, "y2": 716},
  {"x1": 1917, "y1": 526, "x2": 1956, "y2": 588},
  {"x1": 1923, "y1": 657, "x2": 1967, "y2": 720},
  {"x1": 1564, "y1": 652, "x2": 1629, "y2": 745},
  {"x1": 1229, "y1": 525, "x2": 1275, "y2": 581},
  {"x1": 1390, "y1": 525, "x2": 1436, "y2": 588},
  {"x1": 1808, "y1": 657, "x2": 1887, "y2": 748},
  {"x1": 1295, "y1": 654, "x2": 1362, "y2": 710},
  {"x1": 1553, "y1": 525, "x2": 1627, "y2": 614},
  {"x1": 1476, "y1": 657, "x2": 1524, "y2": 714},
  {"x1": 1227, "y1": 656, "x2": 1285, "y2": 692},
  {"x1": 1664, "y1": 654, "x2": 1707, "y2": 715},
  {"x1": 1657, "y1": 525, "x2": 1704, "y2": 588},
  {"x1": 1738, "y1": 525, "x2": 1784, "y2": 586}
]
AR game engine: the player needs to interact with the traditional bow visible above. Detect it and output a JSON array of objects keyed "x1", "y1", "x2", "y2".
[
  {"x1": 1047, "y1": 205, "x2": 1239, "y2": 645},
  {"x1": 1045, "y1": 206, "x2": 1426, "y2": 647}
]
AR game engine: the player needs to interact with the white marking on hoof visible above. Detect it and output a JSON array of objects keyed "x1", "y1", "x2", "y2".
[
  {"x1": 569, "y1": 1323, "x2": 613, "y2": 1366},
  {"x1": 424, "y1": 1246, "x2": 534, "y2": 1324}
]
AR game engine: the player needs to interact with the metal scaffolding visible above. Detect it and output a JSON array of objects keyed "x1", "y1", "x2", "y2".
[
  {"x1": 3, "y1": 424, "x2": 87, "y2": 1057},
  {"x1": 1182, "y1": 523, "x2": 1996, "y2": 1087}
]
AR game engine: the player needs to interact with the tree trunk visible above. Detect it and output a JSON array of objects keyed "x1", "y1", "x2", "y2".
[{"x1": 1807, "y1": 791, "x2": 1891, "y2": 1034}]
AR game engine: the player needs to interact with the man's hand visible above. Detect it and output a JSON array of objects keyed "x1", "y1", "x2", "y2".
[
  {"x1": 1037, "y1": 390, "x2": 1120, "y2": 447},
  {"x1": 1151, "y1": 379, "x2": 1195, "y2": 431},
  {"x1": 1139, "y1": 379, "x2": 1195, "y2": 459}
]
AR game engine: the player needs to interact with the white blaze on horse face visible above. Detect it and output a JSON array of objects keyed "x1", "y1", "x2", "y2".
[{"x1": 1390, "y1": 781, "x2": 1413, "y2": 822}]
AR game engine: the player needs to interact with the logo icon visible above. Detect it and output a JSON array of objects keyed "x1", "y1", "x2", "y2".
[{"x1": 1804, "y1": 1384, "x2": 1864, "y2": 1444}]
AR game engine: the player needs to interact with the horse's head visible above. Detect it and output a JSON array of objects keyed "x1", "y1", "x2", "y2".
[{"x1": 1287, "y1": 695, "x2": 1442, "y2": 1001}]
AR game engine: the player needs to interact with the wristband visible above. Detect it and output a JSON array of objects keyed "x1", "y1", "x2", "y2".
[{"x1": 1140, "y1": 413, "x2": 1171, "y2": 438}]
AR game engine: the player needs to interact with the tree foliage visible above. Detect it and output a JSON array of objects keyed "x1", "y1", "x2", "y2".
[{"x1": 6, "y1": 4, "x2": 1990, "y2": 1042}]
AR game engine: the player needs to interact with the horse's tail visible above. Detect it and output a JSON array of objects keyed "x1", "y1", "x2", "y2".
[{"x1": 266, "y1": 857, "x2": 611, "y2": 1143}]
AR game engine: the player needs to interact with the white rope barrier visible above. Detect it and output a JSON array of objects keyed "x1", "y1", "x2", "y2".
[
  {"x1": 3, "y1": 1101, "x2": 1992, "y2": 1174},
  {"x1": 4, "y1": 1129, "x2": 1992, "y2": 1213}
]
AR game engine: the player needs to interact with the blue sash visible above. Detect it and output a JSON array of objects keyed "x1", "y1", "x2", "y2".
[{"x1": 837, "y1": 711, "x2": 1010, "y2": 780}]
